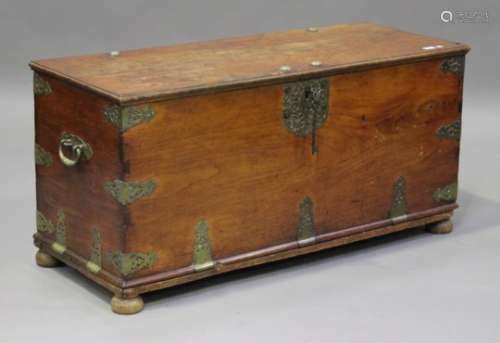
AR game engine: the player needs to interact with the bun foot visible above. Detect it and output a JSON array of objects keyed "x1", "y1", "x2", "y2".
[
  {"x1": 426, "y1": 219, "x2": 453, "y2": 234},
  {"x1": 111, "y1": 295, "x2": 144, "y2": 315},
  {"x1": 36, "y1": 250, "x2": 63, "y2": 267}
]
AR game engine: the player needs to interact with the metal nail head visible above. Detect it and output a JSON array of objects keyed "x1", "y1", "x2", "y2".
[{"x1": 280, "y1": 65, "x2": 292, "y2": 72}]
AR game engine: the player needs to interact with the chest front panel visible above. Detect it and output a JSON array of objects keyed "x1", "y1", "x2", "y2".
[{"x1": 122, "y1": 57, "x2": 462, "y2": 278}]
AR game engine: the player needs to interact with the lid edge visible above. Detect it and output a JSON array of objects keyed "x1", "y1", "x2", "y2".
[{"x1": 29, "y1": 45, "x2": 470, "y2": 105}]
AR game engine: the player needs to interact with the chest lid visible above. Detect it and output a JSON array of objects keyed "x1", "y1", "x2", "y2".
[{"x1": 30, "y1": 22, "x2": 469, "y2": 104}]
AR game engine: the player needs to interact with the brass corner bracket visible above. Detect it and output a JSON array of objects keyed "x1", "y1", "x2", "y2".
[
  {"x1": 36, "y1": 210, "x2": 55, "y2": 233},
  {"x1": 103, "y1": 104, "x2": 156, "y2": 132},
  {"x1": 296, "y1": 196, "x2": 316, "y2": 246},
  {"x1": 193, "y1": 220, "x2": 215, "y2": 272},
  {"x1": 86, "y1": 228, "x2": 102, "y2": 274},
  {"x1": 52, "y1": 209, "x2": 66, "y2": 254},
  {"x1": 441, "y1": 56, "x2": 465, "y2": 76},
  {"x1": 283, "y1": 78, "x2": 329, "y2": 154},
  {"x1": 104, "y1": 179, "x2": 157, "y2": 206},
  {"x1": 35, "y1": 144, "x2": 53, "y2": 167},
  {"x1": 433, "y1": 182, "x2": 458, "y2": 204},
  {"x1": 36, "y1": 209, "x2": 66, "y2": 254},
  {"x1": 33, "y1": 73, "x2": 52, "y2": 96},
  {"x1": 389, "y1": 176, "x2": 408, "y2": 223},
  {"x1": 436, "y1": 120, "x2": 461, "y2": 141},
  {"x1": 108, "y1": 251, "x2": 158, "y2": 277}
]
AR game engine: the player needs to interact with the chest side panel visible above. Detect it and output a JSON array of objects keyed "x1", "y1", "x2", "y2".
[
  {"x1": 123, "y1": 56, "x2": 463, "y2": 279},
  {"x1": 34, "y1": 73, "x2": 125, "y2": 280}
]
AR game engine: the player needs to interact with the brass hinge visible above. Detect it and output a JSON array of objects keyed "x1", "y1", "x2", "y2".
[
  {"x1": 193, "y1": 220, "x2": 215, "y2": 272},
  {"x1": 296, "y1": 196, "x2": 316, "y2": 246},
  {"x1": 389, "y1": 176, "x2": 408, "y2": 223},
  {"x1": 104, "y1": 179, "x2": 157, "y2": 206},
  {"x1": 436, "y1": 120, "x2": 461, "y2": 141},
  {"x1": 35, "y1": 144, "x2": 53, "y2": 167},
  {"x1": 283, "y1": 78, "x2": 329, "y2": 154},
  {"x1": 51, "y1": 209, "x2": 66, "y2": 254},
  {"x1": 441, "y1": 56, "x2": 465, "y2": 76},
  {"x1": 103, "y1": 105, "x2": 156, "y2": 132},
  {"x1": 108, "y1": 251, "x2": 158, "y2": 277},
  {"x1": 33, "y1": 73, "x2": 52, "y2": 96},
  {"x1": 433, "y1": 182, "x2": 458, "y2": 203},
  {"x1": 86, "y1": 228, "x2": 102, "y2": 274}
]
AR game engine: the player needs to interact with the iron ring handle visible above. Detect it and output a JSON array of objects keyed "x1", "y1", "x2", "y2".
[{"x1": 58, "y1": 132, "x2": 93, "y2": 167}]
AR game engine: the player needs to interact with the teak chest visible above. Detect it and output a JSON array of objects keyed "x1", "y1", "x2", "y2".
[{"x1": 31, "y1": 22, "x2": 469, "y2": 314}]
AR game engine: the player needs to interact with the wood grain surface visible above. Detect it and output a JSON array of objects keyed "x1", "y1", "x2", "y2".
[{"x1": 30, "y1": 22, "x2": 469, "y2": 103}]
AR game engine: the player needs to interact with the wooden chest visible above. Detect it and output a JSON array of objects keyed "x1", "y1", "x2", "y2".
[{"x1": 31, "y1": 22, "x2": 469, "y2": 314}]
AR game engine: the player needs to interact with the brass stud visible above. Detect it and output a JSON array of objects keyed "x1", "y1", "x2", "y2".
[
  {"x1": 311, "y1": 61, "x2": 322, "y2": 67},
  {"x1": 110, "y1": 51, "x2": 120, "y2": 57},
  {"x1": 307, "y1": 27, "x2": 319, "y2": 32},
  {"x1": 280, "y1": 65, "x2": 292, "y2": 73}
]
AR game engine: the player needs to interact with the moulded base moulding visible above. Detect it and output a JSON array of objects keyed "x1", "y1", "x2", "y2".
[{"x1": 34, "y1": 210, "x2": 455, "y2": 314}]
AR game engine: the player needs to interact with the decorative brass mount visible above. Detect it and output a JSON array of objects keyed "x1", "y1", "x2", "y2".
[
  {"x1": 296, "y1": 196, "x2": 316, "y2": 246},
  {"x1": 433, "y1": 182, "x2": 458, "y2": 203},
  {"x1": 103, "y1": 105, "x2": 156, "y2": 132},
  {"x1": 36, "y1": 209, "x2": 66, "y2": 254},
  {"x1": 436, "y1": 120, "x2": 461, "y2": 141},
  {"x1": 108, "y1": 251, "x2": 158, "y2": 277},
  {"x1": 33, "y1": 73, "x2": 52, "y2": 96},
  {"x1": 389, "y1": 176, "x2": 408, "y2": 223},
  {"x1": 441, "y1": 56, "x2": 465, "y2": 76},
  {"x1": 104, "y1": 179, "x2": 157, "y2": 206},
  {"x1": 52, "y1": 210, "x2": 66, "y2": 254},
  {"x1": 36, "y1": 210, "x2": 55, "y2": 234},
  {"x1": 283, "y1": 78, "x2": 329, "y2": 154},
  {"x1": 35, "y1": 144, "x2": 53, "y2": 167},
  {"x1": 86, "y1": 228, "x2": 102, "y2": 274},
  {"x1": 193, "y1": 220, "x2": 215, "y2": 271}
]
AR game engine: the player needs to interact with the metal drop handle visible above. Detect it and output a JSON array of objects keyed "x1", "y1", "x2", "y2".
[{"x1": 58, "y1": 132, "x2": 93, "y2": 167}]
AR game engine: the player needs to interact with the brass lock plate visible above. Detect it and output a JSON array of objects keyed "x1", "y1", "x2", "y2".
[{"x1": 283, "y1": 78, "x2": 329, "y2": 154}]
